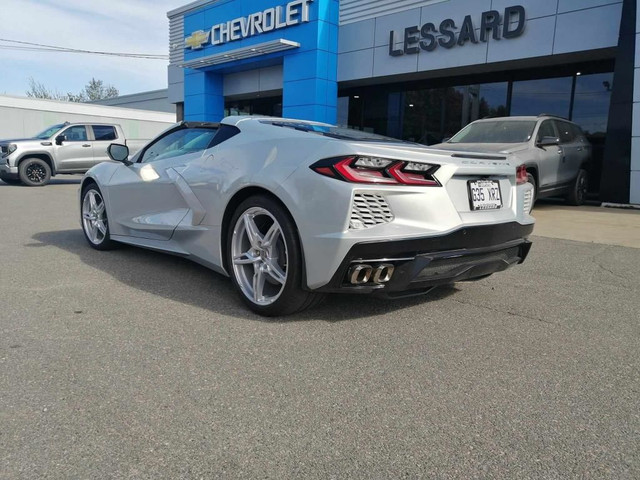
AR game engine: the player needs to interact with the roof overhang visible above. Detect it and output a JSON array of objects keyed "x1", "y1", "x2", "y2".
[{"x1": 180, "y1": 39, "x2": 300, "y2": 69}]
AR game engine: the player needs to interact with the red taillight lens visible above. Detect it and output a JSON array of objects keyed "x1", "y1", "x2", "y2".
[
  {"x1": 516, "y1": 164, "x2": 528, "y2": 185},
  {"x1": 311, "y1": 156, "x2": 440, "y2": 186}
]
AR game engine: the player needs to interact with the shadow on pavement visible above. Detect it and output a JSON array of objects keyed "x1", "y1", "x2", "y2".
[
  {"x1": 30, "y1": 229, "x2": 457, "y2": 323},
  {"x1": 1, "y1": 177, "x2": 82, "y2": 187}
]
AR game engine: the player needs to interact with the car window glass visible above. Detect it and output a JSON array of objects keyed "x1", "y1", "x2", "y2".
[
  {"x1": 537, "y1": 121, "x2": 555, "y2": 141},
  {"x1": 570, "y1": 124, "x2": 584, "y2": 142},
  {"x1": 556, "y1": 121, "x2": 575, "y2": 144},
  {"x1": 448, "y1": 120, "x2": 536, "y2": 144},
  {"x1": 141, "y1": 128, "x2": 218, "y2": 163},
  {"x1": 92, "y1": 125, "x2": 117, "y2": 141},
  {"x1": 63, "y1": 126, "x2": 88, "y2": 142}
]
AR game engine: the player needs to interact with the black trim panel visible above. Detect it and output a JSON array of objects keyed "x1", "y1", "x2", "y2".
[{"x1": 315, "y1": 222, "x2": 534, "y2": 295}]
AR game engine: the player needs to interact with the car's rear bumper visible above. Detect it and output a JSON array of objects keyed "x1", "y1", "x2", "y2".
[{"x1": 314, "y1": 222, "x2": 533, "y2": 297}]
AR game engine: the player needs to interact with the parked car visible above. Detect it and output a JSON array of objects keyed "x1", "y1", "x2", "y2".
[
  {"x1": 432, "y1": 115, "x2": 592, "y2": 206},
  {"x1": 0, "y1": 122, "x2": 152, "y2": 186},
  {"x1": 79, "y1": 117, "x2": 535, "y2": 316}
]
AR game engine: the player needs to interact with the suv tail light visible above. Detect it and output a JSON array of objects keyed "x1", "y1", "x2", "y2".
[
  {"x1": 311, "y1": 156, "x2": 440, "y2": 186},
  {"x1": 516, "y1": 164, "x2": 528, "y2": 185}
]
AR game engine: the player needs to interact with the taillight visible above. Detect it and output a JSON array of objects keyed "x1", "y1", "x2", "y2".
[
  {"x1": 310, "y1": 156, "x2": 440, "y2": 186},
  {"x1": 516, "y1": 164, "x2": 528, "y2": 185}
]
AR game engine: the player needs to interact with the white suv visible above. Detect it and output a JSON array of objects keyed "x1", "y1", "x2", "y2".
[{"x1": 432, "y1": 115, "x2": 592, "y2": 206}]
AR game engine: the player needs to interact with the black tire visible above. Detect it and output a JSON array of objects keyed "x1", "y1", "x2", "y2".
[
  {"x1": 566, "y1": 168, "x2": 588, "y2": 206},
  {"x1": 226, "y1": 195, "x2": 323, "y2": 317},
  {"x1": 526, "y1": 172, "x2": 537, "y2": 204},
  {"x1": 0, "y1": 177, "x2": 22, "y2": 185},
  {"x1": 18, "y1": 158, "x2": 51, "y2": 186},
  {"x1": 80, "y1": 183, "x2": 117, "y2": 251}
]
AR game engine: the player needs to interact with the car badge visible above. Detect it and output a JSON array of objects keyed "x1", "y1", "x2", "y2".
[{"x1": 185, "y1": 30, "x2": 211, "y2": 50}]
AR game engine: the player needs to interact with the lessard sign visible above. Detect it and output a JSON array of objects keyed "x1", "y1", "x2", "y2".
[
  {"x1": 389, "y1": 5, "x2": 526, "y2": 56},
  {"x1": 185, "y1": 0, "x2": 314, "y2": 50}
]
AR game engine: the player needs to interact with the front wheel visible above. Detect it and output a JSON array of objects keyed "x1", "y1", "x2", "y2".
[
  {"x1": 81, "y1": 184, "x2": 117, "y2": 250},
  {"x1": 19, "y1": 158, "x2": 51, "y2": 186},
  {"x1": 227, "y1": 195, "x2": 323, "y2": 316},
  {"x1": 566, "y1": 169, "x2": 588, "y2": 206}
]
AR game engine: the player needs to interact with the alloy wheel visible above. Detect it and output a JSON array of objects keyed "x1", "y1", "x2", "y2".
[
  {"x1": 82, "y1": 189, "x2": 108, "y2": 245},
  {"x1": 231, "y1": 207, "x2": 288, "y2": 305},
  {"x1": 26, "y1": 163, "x2": 47, "y2": 184}
]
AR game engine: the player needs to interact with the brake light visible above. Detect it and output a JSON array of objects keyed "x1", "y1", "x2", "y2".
[
  {"x1": 516, "y1": 164, "x2": 528, "y2": 185},
  {"x1": 311, "y1": 156, "x2": 441, "y2": 186}
]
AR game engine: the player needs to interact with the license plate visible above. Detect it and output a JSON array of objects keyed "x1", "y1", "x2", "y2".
[{"x1": 468, "y1": 179, "x2": 502, "y2": 211}]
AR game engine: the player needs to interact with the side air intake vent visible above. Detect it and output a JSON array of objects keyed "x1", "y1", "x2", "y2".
[{"x1": 349, "y1": 193, "x2": 393, "y2": 229}]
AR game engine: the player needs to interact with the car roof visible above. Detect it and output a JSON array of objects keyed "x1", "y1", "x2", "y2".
[{"x1": 473, "y1": 115, "x2": 573, "y2": 124}]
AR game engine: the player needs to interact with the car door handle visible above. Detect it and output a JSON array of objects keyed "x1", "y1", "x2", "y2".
[{"x1": 82, "y1": 144, "x2": 91, "y2": 147}]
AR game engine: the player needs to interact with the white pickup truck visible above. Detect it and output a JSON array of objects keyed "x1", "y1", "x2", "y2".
[{"x1": 0, "y1": 122, "x2": 154, "y2": 186}]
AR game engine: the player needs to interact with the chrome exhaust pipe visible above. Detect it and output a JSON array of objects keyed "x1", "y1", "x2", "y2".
[
  {"x1": 349, "y1": 264, "x2": 373, "y2": 284},
  {"x1": 372, "y1": 264, "x2": 394, "y2": 284}
]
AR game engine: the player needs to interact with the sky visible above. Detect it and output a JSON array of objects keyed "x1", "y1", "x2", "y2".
[{"x1": 0, "y1": 0, "x2": 187, "y2": 98}]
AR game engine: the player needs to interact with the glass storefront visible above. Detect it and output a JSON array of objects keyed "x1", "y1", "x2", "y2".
[
  {"x1": 341, "y1": 71, "x2": 613, "y2": 148},
  {"x1": 225, "y1": 96, "x2": 282, "y2": 117}
]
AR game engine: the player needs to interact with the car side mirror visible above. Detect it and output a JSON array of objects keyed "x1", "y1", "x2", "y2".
[
  {"x1": 55, "y1": 134, "x2": 66, "y2": 145},
  {"x1": 537, "y1": 136, "x2": 560, "y2": 147},
  {"x1": 442, "y1": 137, "x2": 451, "y2": 143},
  {"x1": 107, "y1": 143, "x2": 132, "y2": 165}
]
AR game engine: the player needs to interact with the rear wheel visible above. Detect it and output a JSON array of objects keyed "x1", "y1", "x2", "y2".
[
  {"x1": 19, "y1": 158, "x2": 51, "y2": 186},
  {"x1": 566, "y1": 169, "x2": 588, "y2": 206},
  {"x1": 227, "y1": 195, "x2": 322, "y2": 316},
  {"x1": 81, "y1": 183, "x2": 117, "y2": 250}
]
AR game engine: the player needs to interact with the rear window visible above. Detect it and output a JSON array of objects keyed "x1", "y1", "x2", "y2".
[
  {"x1": 261, "y1": 120, "x2": 407, "y2": 143},
  {"x1": 92, "y1": 125, "x2": 117, "y2": 141},
  {"x1": 449, "y1": 120, "x2": 536, "y2": 144}
]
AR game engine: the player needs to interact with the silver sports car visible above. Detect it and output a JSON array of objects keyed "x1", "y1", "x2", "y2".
[{"x1": 79, "y1": 117, "x2": 535, "y2": 316}]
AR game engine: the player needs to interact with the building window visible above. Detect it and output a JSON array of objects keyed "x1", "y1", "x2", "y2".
[
  {"x1": 571, "y1": 72, "x2": 613, "y2": 137},
  {"x1": 225, "y1": 96, "x2": 282, "y2": 117},
  {"x1": 510, "y1": 77, "x2": 573, "y2": 118}
]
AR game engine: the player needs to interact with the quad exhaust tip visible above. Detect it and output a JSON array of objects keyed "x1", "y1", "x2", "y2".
[{"x1": 349, "y1": 263, "x2": 395, "y2": 285}]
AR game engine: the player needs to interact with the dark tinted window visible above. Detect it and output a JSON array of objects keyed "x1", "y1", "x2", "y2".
[
  {"x1": 209, "y1": 124, "x2": 240, "y2": 147},
  {"x1": 63, "y1": 126, "x2": 88, "y2": 142},
  {"x1": 92, "y1": 125, "x2": 117, "y2": 141},
  {"x1": 570, "y1": 124, "x2": 584, "y2": 141},
  {"x1": 537, "y1": 120, "x2": 556, "y2": 141},
  {"x1": 556, "y1": 121, "x2": 575, "y2": 143}
]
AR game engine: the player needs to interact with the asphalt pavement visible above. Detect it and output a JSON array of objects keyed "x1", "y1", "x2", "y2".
[{"x1": 1, "y1": 178, "x2": 639, "y2": 479}]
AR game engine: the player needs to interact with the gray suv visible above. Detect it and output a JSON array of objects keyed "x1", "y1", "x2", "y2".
[{"x1": 432, "y1": 115, "x2": 592, "y2": 206}]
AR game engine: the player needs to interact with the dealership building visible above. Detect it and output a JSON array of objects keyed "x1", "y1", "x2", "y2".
[{"x1": 167, "y1": 0, "x2": 638, "y2": 205}]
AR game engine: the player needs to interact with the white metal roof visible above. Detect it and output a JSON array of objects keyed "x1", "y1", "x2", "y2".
[{"x1": 0, "y1": 95, "x2": 175, "y2": 123}]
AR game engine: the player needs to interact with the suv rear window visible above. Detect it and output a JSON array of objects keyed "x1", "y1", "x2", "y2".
[
  {"x1": 92, "y1": 125, "x2": 117, "y2": 141},
  {"x1": 449, "y1": 120, "x2": 536, "y2": 144}
]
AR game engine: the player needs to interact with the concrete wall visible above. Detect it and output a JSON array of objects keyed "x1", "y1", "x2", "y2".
[{"x1": 0, "y1": 96, "x2": 176, "y2": 140}]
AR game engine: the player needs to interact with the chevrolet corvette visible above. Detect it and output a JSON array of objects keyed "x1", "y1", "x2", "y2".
[{"x1": 79, "y1": 116, "x2": 535, "y2": 316}]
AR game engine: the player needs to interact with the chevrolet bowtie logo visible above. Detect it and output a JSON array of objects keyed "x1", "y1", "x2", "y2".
[{"x1": 185, "y1": 30, "x2": 210, "y2": 50}]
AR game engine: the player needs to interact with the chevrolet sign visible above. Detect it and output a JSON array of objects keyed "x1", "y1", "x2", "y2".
[
  {"x1": 185, "y1": 30, "x2": 211, "y2": 50},
  {"x1": 184, "y1": 0, "x2": 313, "y2": 50}
]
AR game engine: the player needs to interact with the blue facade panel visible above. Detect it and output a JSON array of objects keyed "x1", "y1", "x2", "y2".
[{"x1": 182, "y1": 0, "x2": 338, "y2": 124}]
